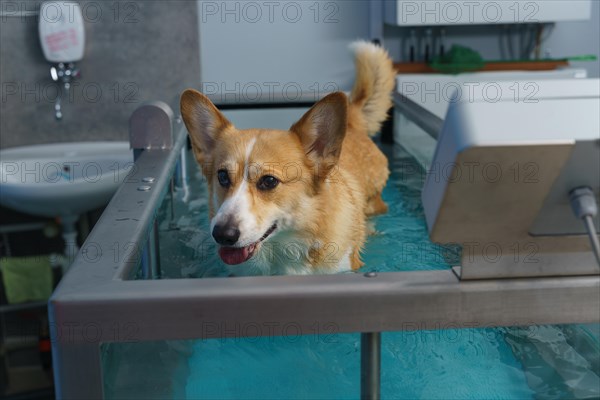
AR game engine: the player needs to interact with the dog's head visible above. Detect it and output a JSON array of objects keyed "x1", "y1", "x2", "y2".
[{"x1": 180, "y1": 90, "x2": 347, "y2": 266}]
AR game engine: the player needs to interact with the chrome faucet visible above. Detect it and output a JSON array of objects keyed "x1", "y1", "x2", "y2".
[{"x1": 50, "y1": 63, "x2": 80, "y2": 120}]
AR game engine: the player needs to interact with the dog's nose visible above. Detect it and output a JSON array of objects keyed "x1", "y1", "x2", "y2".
[{"x1": 212, "y1": 224, "x2": 240, "y2": 246}]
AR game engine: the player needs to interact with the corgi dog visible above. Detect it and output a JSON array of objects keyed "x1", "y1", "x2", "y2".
[{"x1": 180, "y1": 41, "x2": 395, "y2": 275}]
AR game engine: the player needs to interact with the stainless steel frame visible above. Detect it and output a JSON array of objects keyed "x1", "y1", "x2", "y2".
[{"x1": 49, "y1": 104, "x2": 600, "y2": 400}]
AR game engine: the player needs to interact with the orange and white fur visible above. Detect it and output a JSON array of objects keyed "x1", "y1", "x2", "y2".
[{"x1": 180, "y1": 41, "x2": 395, "y2": 275}]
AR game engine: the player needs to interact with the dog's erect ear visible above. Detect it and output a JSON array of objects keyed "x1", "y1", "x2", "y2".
[
  {"x1": 180, "y1": 89, "x2": 232, "y2": 161},
  {"x1": 290, "y1": 92, "x2": 348, "y2": 179}
]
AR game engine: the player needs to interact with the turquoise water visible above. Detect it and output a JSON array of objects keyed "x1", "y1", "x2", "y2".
[
  {"x1": 107, "y1": 144, "x2": 599, "y2": 399},
  {"x1": 184, "y1": 329, "x2": 535, "y2": 399}
]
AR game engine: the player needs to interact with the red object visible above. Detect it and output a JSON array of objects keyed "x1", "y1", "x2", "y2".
[
  {"x1": 39, "y1": 338, "x2": 51, "y2": 352},
  {"x1": 394, "y1": 60, "x2": 570, "y2": 74}
]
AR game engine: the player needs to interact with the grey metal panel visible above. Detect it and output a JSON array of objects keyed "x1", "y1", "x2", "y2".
[
  {"x1": 530, "y1": 140, "x2": 600, "y2": 235},
  {"x1": 50, "y1": 270, "x2": 600, "y2": 344},
  {"x1": 459, "y1": 252, "x2": 600, "y2": 280},
  {"x1": 51, "y1": 342, "x2": 103, "y2": 400}
]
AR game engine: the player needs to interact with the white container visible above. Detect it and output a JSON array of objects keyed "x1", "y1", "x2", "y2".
[{"x1": 39, "y1": 1, "x2": 85, "y2": 63}]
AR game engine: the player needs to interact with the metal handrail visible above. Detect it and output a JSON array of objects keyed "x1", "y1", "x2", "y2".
[{"x1": 393, "y1": 92, "x2": 443, "y2": 139}]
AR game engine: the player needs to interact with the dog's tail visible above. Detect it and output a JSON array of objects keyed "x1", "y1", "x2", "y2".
[{"x1": 348, "y1": 41, "x2": 396, "y2": 136}]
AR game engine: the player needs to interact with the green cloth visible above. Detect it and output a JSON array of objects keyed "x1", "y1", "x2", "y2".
[
  {"x1": 0, "y1": 255, "x2": 53, "y2": 304},
  {"x1": 431, "y1": 44, "x2": 485, "y2": 74}
]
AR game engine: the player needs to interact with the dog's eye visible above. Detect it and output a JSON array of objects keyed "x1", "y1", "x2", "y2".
[
  {"x1": 217, "y1": 169, "x2": 231, "y2": 188},
  {"x1": 257, "y1": 175, "x2": 279, "y2": 190}
]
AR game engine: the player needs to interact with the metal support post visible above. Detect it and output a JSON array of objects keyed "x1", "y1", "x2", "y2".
[{"x1": 361, "y1": 331, "x2": 381, "y2": 400}]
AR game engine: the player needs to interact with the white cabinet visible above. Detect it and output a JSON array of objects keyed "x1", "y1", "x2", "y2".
[{"x1": 384, "y1": 1, "x2": 592, "y2": 26}]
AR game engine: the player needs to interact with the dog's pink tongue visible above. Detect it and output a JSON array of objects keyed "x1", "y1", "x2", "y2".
[{"x1": 219, "y1": 246, "x2": 252, "y2": 265}]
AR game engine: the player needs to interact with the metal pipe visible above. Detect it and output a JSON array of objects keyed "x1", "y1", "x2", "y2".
[
  {"x1": 174, "y1": 145, "x2": 188, "y2": 188},
  {"x1": 393, "y1": 92, "x2": 443, "y2": 139},
  {"x1": 54, "y1": 84, "x2": 63, "y2": 120},
  {"x1": 170, "y1": 177, "x2": 176, "y2": 223},
  {"x1": 141, "y1": 220, "x2": 161, "y2": 279},
  {"x1": 151, "y1": 220, "x2": 161, "y2": 278},
  {"x1": 0, "y1": 222, "x2": 46, "y2": 234},
  {"x1": 361, "y1": 332, "x2": 381, "y2": 400}
]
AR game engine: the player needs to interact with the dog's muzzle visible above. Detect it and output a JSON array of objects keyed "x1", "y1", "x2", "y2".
[{"x1": 217, "y1": 223, "x2": 277, "y2": 265}]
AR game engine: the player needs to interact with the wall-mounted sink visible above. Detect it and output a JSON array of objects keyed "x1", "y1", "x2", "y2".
[
  {"x1": 0, "y1": 141, "x2": 133, "y2": 268},
  {"x1": 0, "y1": 141, "x2": 132, "y2": 217}
]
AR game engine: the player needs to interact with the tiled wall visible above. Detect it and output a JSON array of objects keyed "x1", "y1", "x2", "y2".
[{"x1": 0, "y1": 0, "x2": 200, "y2": 149}]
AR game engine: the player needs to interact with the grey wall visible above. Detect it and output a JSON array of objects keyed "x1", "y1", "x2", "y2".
[
  {"x1": 0, "y1": 0, "x2": 200, "y2": 149},
  {"x1": 544, "y1": 0, "x2": 600, "y2": 78},
  {"x1": 197, "y1": 0, "x2": 371, "y2": 102}
]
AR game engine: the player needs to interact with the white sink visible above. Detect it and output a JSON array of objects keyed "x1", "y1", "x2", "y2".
[{"x1": 0, "y1": 141, "x2": 132, "y2": 218}]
